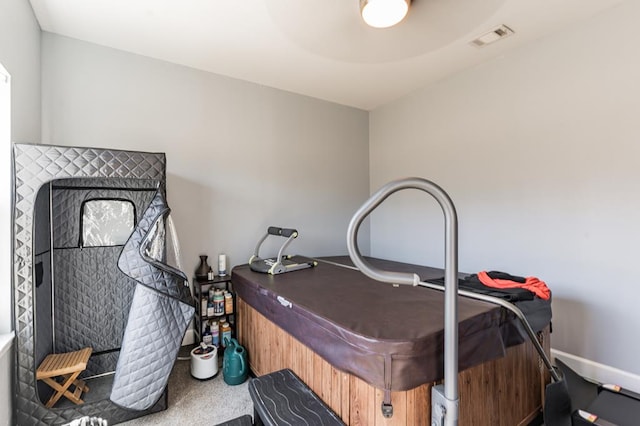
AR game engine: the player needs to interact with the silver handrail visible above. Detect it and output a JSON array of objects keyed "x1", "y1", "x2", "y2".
[{"x1": 347, "y1": 177, "x2": 459, "y2": 426}]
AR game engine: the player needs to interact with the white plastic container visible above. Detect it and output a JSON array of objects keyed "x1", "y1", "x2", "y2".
[{"x1": 190, "y1": 343, "x2": 218, "y2": 380}]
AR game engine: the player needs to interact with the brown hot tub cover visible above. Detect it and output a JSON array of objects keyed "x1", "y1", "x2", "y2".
[{"x1": 233, "y1": 256, "x2": 551, "y2": 392}]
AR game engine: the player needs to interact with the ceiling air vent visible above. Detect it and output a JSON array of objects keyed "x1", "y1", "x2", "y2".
[{"x1": 471, "y1": 25, "x2": 514, "y2": 47}]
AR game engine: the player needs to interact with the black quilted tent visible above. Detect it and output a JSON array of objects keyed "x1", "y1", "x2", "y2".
[{"x1": 12, "y1": 143, "x2": 194, "y2": 425}]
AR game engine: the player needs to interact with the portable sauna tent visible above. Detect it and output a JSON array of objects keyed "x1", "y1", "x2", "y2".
[{"x1": 12, "y1": 143, "x2": 194, "y2": 425}]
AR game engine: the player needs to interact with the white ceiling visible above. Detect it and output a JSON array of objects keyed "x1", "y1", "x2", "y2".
[{"x1": 30, "y1": 0, "x2": 624, "y2": 110}]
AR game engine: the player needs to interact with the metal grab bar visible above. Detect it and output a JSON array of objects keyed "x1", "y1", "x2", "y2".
[{"x1": 347, "y1": 177, "x2": 460, "y2": 426}]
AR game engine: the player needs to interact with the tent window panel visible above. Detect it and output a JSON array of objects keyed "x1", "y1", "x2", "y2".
[{"x1": 81, "y1": 199, "x2": 135, "y2": 247}]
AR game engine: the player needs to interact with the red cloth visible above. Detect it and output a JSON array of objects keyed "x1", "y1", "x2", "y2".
[{"x1": 477, "y1": 271, "x2": 551, "y2": 300}]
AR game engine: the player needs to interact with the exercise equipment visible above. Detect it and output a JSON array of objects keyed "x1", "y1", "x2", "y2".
[
  {"x1": 249, "y1": 226, "x2": 316, "y2": 275},
  {"x1": 543, "y1": 358, "x2": 640, "y2": 426},
  {"x1": 249, "y1": 369, "x2": 345, "y2": 426}
]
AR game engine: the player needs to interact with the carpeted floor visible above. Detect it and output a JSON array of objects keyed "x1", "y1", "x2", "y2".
[
  {"x1": 120, "y1": 348, "x2": 254, "y2": 426},
  {"x1": 99, "y1": 345, "x2": 547, "y2": 426}
]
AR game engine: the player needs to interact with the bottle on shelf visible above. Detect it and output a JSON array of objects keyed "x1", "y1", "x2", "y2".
[
  {"x1": 201, "y1": 297, "x2": 207, "y2": 316},
  {"x1": 218, "y1": 254, "x2": 227, "y2": 276},
  {"x1": 221, "y1": 322, "x2": 231, "y2": 347},
  {"x1": 224, "y1": 292, "x2": 233, "y2": 314},
  {"x1": 211, "y1": 320, "x2": 220, "y2": 347},
  {"x1": 202, "y1": 321, "x2": 212, "y2": 345},
  {"x1": 213, "y1": 290, "x2": 224, "y2": 316}
]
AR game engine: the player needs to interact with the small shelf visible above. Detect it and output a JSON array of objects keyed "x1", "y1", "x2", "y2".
[
  {"x1": 200, "y1": 314, "x2": 230, "y2": 320},
  {"x1": 196, "y1": 275, "x2": 231, "y2": 285},
  {"x1": 193, "y1": 275, "x2": 236, "y2": 348}
]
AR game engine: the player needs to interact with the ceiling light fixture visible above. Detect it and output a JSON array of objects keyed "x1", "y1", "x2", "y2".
[{"x1": 360, "y1": 0, "x2": 411, "y2": 29}]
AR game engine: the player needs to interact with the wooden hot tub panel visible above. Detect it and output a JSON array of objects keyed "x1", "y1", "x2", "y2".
[{"x1": 237, "y1": 298, "x2": 549, "y2": 426}]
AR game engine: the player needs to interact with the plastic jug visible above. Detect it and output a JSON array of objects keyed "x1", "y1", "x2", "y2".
[{"x1": 223, "y1": 337, "x2": 248, "y2": 385}]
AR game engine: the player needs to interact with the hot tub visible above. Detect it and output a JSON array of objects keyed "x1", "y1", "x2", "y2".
[{"x1": 232, "y1": 256, "x2": 551, "y2": 425}]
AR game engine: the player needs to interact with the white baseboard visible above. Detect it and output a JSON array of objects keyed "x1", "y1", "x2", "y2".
[
  {"x1": 551, "y1": 348, "x2": 640, "y2": 393},
  {"x1": 181, "y1": 328, "x2": 195, "y2": 346}
]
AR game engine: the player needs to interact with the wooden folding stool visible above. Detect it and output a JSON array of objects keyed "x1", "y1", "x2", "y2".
[{"x1": 36, "y1": 347, "x2": 93, "y2": 408}]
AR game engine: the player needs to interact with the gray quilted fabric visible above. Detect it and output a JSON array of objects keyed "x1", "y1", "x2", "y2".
[
  {"x1": 49, "y1": 186, "x2": 155, "y2": 376},
  {"x1": 112, "y1": 190, "x2": 193, "y2": 410},
  {"x1": 27, "y1": 390, "x2": 167, "y2": 426},
  {"x1": 110, "y1": 285, "x2": 193, "y2": 410},
  {"x1": 117, "y1": 192, "x2": 191, "y2": 301},
  {"x1": 52, "y1": 187, "x2": 155, "y2": 248},
  {"x1": 51, "y1": 189, "x2": 78, "y2": 249},
  {"x1": 84, "y1": 352, "x2": 121, "y2": 379},
  {"x1": 12, "y1": 143, "x2": 167, "y2": 425},
  {"x1": 54, "y1": 177, "x2": 160, "y2": 189},
  {"x1": 53, "y1": 248, "x2": 136, "y2": 375}
]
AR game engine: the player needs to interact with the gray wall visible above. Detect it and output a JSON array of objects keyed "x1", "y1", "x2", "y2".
[
  {"x1": 0, "y1": 0, "x2": 41, "y2": 145},
  {"x1": 41, "y1": 33, "x2": 370, "y2": 284},
  {"x1": 0, "y1": 67, "x2": 11, "y2": 426},
  {"x1": 369, "y1": 0, "x2": 639, "y2": 375},
  {"x1": 0, "y1": 0, "x2": 41, "y2": 423},
  {"x1": 0, "y1": 0, "x2": 41, "y2": 335}
]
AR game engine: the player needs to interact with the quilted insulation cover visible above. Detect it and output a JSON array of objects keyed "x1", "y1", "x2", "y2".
[
  {"x1": 51, "y1": 187, "x2": 156, "y2": 376},
  {"x1": 113, "y1": 190, "x2": 193, "y2": 410},
  {"x1": 12, "y1": 143, "x2": 171, "y2": 425}
]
